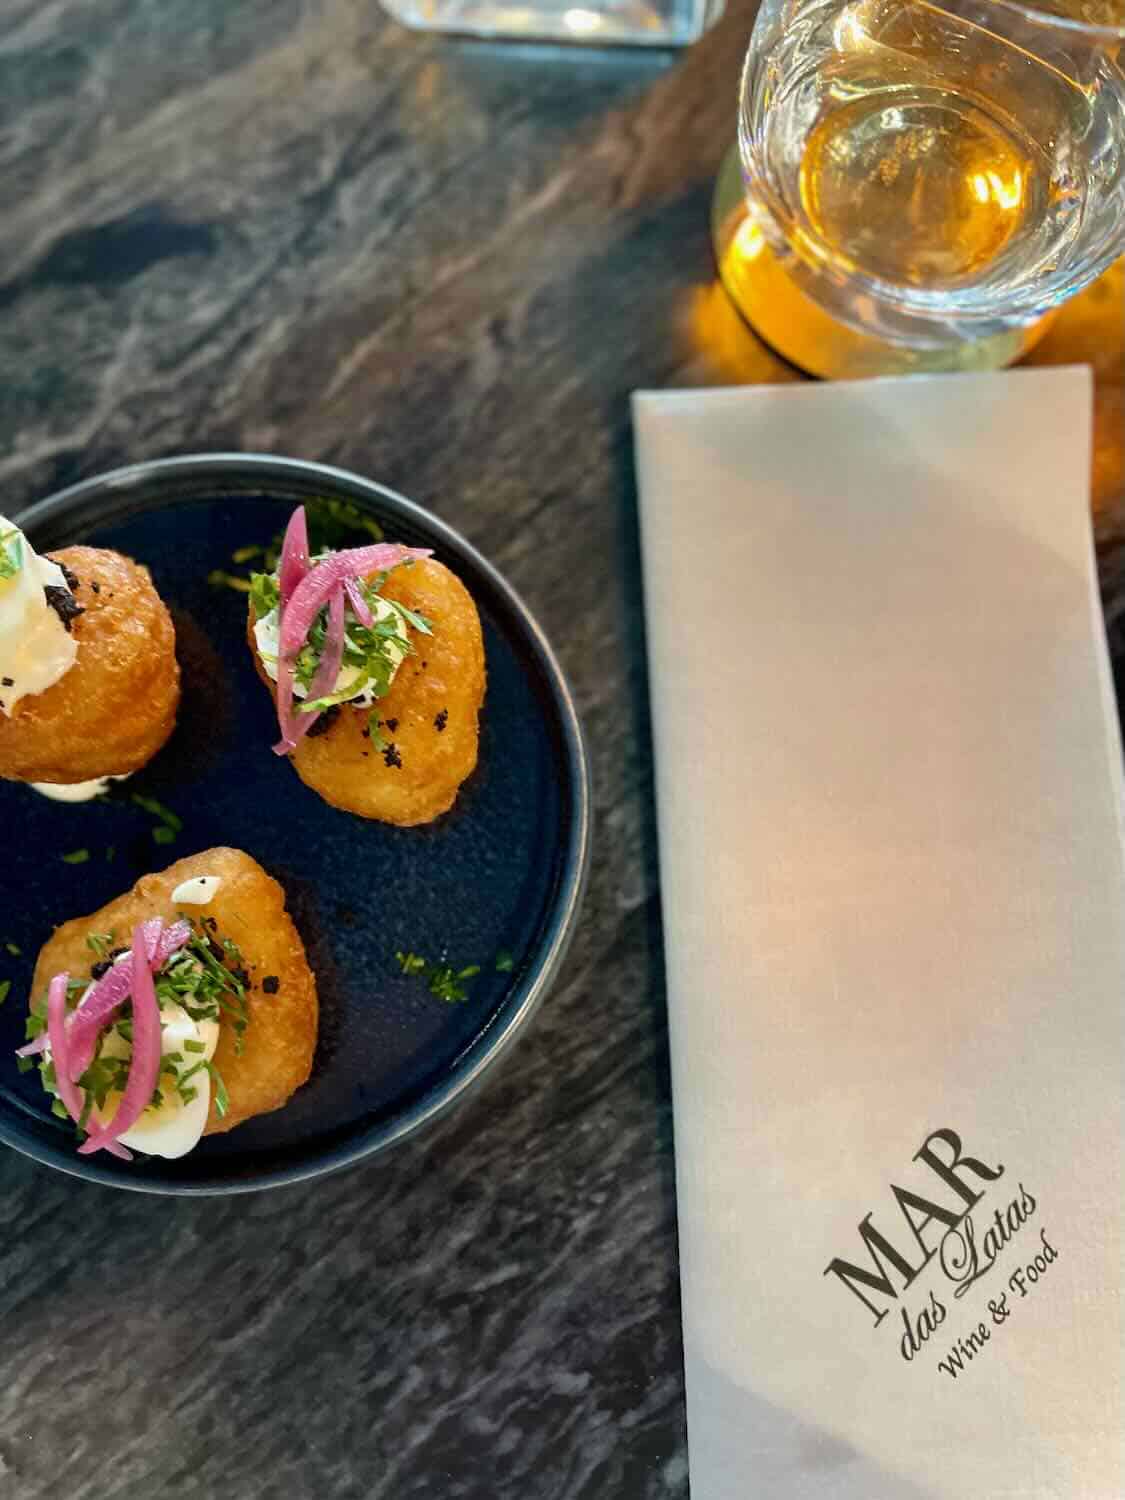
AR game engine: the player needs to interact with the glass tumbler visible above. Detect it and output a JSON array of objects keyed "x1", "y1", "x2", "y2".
[{"x1": 713, "y1": 0, "x2": 1125, "y2": 376}]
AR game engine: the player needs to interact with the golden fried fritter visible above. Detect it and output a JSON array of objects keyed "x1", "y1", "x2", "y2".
[
  {"x1": 32, "y1": 847, "x2": 318, "y2": 1136},
  {"x1": 249, "y1": 557, "x2": 485, "y2": 826},
  {"x1": 0, "y1": 546, "x2": 179, "y2": 785}
]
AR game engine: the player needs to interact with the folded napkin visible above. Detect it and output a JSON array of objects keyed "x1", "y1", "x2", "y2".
[{"x1": 634, "y1": 369, "x2": 1123, "y2": 1500}]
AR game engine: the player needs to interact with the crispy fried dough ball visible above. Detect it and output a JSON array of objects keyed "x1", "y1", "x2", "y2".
[
  {"x1": 249, "y1": 557, "x2": 485, "y2": 826},
  {"x1": 0, "y1": 546, "x2": 179, "y2": 785},
  {"x1": 32, "y1": 847, "x2": 318, "y2": 1136}
]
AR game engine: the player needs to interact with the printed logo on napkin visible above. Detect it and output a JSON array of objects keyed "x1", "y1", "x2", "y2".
[{"x1": 826, "y1": 1127, "x2": 1060, "y2": 1378}]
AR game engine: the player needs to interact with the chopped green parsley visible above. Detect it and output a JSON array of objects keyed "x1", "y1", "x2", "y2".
[
  {"x1": 206, "y1": 1060, "x2": 230, "y2": 1118},
  {"x1": 207, "y1": 569, "x2": 252, "y2": 594},
  {"x1": 249, "y1": 570, "x2": 280, "y2": 621},
  {"x1": 61, "y1": 848, "x2": 90, "y2": 865},
  {"x1": 130, "y1": 793, "x2": 182, "y2": 834},
  {"x1": 394, "y1": 950, "x2": 504, "y2": 1005}
]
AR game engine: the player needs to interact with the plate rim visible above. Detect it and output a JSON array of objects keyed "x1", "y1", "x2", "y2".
[{"x1": 2, "y1": 453, "x2": 592, "y2": 1195}]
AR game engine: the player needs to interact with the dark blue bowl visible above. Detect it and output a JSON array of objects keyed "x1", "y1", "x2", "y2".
[{"x1": 0, "y1": 455, "x2": 591, "y2": 1194}]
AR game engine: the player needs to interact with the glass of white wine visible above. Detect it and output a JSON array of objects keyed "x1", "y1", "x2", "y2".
[{"x1": 713, "y1": 0, "x2": 1125, "y2": 376}]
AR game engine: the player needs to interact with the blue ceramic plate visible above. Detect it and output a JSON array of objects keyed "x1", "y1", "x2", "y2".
[{"x1": 0, "y1": 455, "x2": 590, "y2": 1195}]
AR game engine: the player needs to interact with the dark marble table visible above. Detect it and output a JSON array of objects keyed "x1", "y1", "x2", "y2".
[{"x1": 1, "y1": 3, "x2": 1122, "y2": 1497}]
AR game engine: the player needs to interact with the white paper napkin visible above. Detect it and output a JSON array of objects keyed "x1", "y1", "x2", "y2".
[{"x1": 633, "y1": 369, "x2": 1123, "y2": 1500}]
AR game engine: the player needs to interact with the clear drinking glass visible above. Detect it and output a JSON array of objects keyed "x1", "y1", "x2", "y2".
[
  {"x1": 380, "y1": 0, "x2": 723, "y2": 44},
  {"x1": 717, "y1": 0, "x2": 1125, "y2": 375}
]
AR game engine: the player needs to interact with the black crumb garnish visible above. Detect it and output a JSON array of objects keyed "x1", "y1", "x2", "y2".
[
  {"x1": 383, "y1": 742, "x2": 403, "y2": 769},
  {"x1": 421, "y1": 661, "x2": 428, "y2": 670},
  {"x1": 204, "y1": 917, "x2": 218, "y2": 933},
  {"x1": 385, "y1": 718, "x2": 398, "y2": 733},
  {"x1": 90, "y1": 581, "x2": 100, "y2": 594},
  {"x1": 306, "y1": 704, "x2": 341, "y2": 739},
  {"x1": 43, "y1": 585, "x2": 84, "y2": 633},
  {"x1": 60, "y1": 563, "x2": 80, "y2": 592},
  {"x1": 1, "y1": 677, "x2": 13, "y2": 687},
  {"x1": 230, "y1": 967, "x2": 250, "y2": 989},
  {"x1": 361, "y1": 726, "x2": 370, "y2": 740},
  {"x1": 434, "y1": 708, "x2": 448, "y2": 733},
  {"x1": 261, "y1": 975, "x2": 280, "y2": 995},
  {"x1": 90, "y1": 959, "x2": 112, "y2": 980},
  {"x1": 206, "y1": 937, "x2": 226, "y2": 964}
]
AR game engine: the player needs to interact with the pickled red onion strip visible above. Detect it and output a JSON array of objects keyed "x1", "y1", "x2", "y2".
[
  {"x1": 45, "y1": 974, "x2": 131, "y2": 1161},
  {"x1": 274, "y1": 649, "x2": 299, "y2": 755},
  {"x1": 46, "y1": 973, "x2": 82, "y2": 1124},
  {"x1": 278, "y1": 505, "x2": 310, "y2": 614},
  {"x1": 279, "y1": 545, "x2": 430, "y2": 661},
  {"x1": 17, "y1": 920, "x2": 188, "y2": 1064},
  {"x1": 274, "y1": 584, "x2": 348, "y2": 752},
  {"x1": 152, "y1": 918, "x2": 192, "y2": 966},
  {"x1": 79, "y1": 926, "x2": 162, "y2": 1156},
  {"x1": 137, "y1": 915, "x2": 165, "y2": 964},
  {"x1": 311, "y1": 587, "x2": 346, "y2": 701},
  {"x1": 64, "y1": 918, "x2": 191, "y2": 1083},
  {"x1": 58, "y1": 968, "x2": 130, "y2": 1072},
  {"x1": 157, "y1": 918, "x2": 197, "y2": 957},
  {"x1": 343, "y1": 577, "x2": 374, "y2": 629}
]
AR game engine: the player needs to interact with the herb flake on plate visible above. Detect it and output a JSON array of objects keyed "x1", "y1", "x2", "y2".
[
  {"x1": 207, "y1": 569, "x2": 252, "y2": 594},
  {"x1": 394, "y1": 950, "x2": 506, "y2": 1005},
  {"x1": 130, "y1": 793, "x2": 182, "y2": 834}
]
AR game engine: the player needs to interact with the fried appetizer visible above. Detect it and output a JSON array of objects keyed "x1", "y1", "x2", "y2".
[
  {"x1": 0, "y1": 519, "x2": 179, "y2": 791},
  {"x1": 21, "y1": 848, "x2": 317, "y2": 1159},
  {"x1": 247, "y1": 505, "x2": 485, "y2": 825}
]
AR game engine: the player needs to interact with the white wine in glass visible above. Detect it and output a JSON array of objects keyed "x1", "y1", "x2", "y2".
[{"x1": 717, "y1": 0, "x2": 1125, "y2": 375}]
